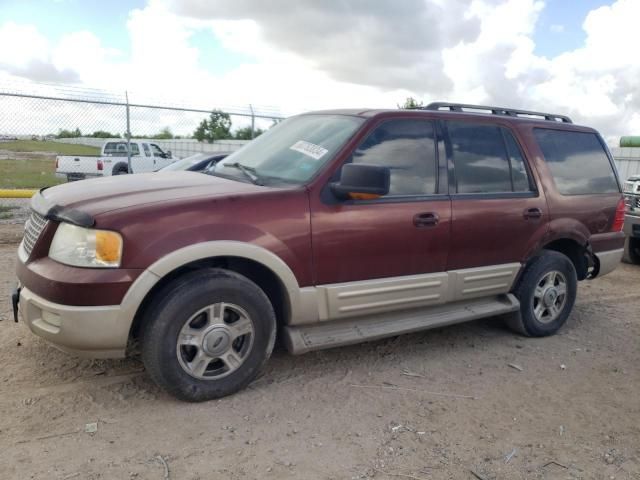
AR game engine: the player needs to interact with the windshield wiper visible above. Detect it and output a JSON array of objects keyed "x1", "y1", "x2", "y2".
[{"x1": 223, "y1": 162, "x2": 264, "y2": 185}]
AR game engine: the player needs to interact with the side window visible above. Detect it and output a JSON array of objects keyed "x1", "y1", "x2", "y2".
[
  {"x1": 447, "y1": 122, "x2": 533, "y2": 194},
  {"x1": 142, "y1": 143, "x2": 151, "y2": 157},
  {"x1": 533, "y1": 129, "x2": 619, "y2": 195},
  {"x1": 351, "y1": 119, "x2": 437, "y2": 196},
  {"x1": 130, "y1": 143, "x2": 140, "y2": 156},
  {"x1": 150, "y1": 144, "x2": 165, "y2": 157},
  {"x1": 447, "y1": 122, "x2": 511, "y2": 193},
  {"x1": 503, "y1": 130, "x2": 531, "y2": 192}
]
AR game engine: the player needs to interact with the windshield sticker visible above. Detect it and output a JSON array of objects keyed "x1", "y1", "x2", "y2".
[{"x1": 289, "y1": 140, "x2": 328, "y2": 160}]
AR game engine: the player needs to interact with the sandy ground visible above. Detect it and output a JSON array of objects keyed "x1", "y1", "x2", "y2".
[{"x1": 0, "y1": 233, "x2": 639, "y2": 479}]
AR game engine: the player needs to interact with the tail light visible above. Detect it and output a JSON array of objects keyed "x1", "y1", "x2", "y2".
[
  {"x1": 612, "y1": 197, "x2": 625, "y2": 232},
  {"x1": 97, "y1": 160, "x2": 104, "y2": 171}
]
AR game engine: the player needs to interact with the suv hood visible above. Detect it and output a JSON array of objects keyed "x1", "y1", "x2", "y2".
[{"x1": 34, "y1": 172, "x2": 266, "y2": 226}]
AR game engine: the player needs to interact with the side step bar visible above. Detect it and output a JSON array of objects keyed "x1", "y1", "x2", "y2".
[{"x1": 282, "y1": 294, "x2": 520, "y2": 354}]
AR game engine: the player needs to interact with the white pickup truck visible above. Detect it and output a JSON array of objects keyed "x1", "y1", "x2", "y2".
[{"x1": 56, "y1": 141, "x2": 174, "y2": 181}]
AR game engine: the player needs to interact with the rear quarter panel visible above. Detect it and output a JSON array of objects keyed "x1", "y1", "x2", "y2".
[{"x1": 516, "y1": 124, "x2": 624, "y2": 253}]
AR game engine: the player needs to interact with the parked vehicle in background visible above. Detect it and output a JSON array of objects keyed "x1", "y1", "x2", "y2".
[
  {"x1": 623, "y1": 174, "x2": 640, "y2": 263},
  {"x1": 158, "y1": 152, "x2": 230, "y2": 173},
  {"x1": 14, "y1": 103, "x2": 624, "y2": 402},
  {"x1": 56, "y1": 140, "x2": 173, "y2": 181}
]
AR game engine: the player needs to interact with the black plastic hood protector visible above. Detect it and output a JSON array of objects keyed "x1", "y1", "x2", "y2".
[{"x1": 31, "y1": 188, "x2": 95, "y2": 228}]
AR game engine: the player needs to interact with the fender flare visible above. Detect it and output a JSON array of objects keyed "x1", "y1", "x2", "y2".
[{"x1": 117, "y1": 241, "x2": 302, "y2": 333}]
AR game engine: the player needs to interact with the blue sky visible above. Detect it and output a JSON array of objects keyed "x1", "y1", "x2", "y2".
[
  {"x1": 2, "y1": 0, "x2": 616, "y2": 75},
  {"x1": 0, "y1": 0, "x2": 637, "y2": 140},
  {"x1": 534, "y1": 0, "x2": 611, "y2": 57}
]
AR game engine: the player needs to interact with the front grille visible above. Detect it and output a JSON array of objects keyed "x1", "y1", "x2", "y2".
[
  {"x1": 22, "y1": 210, "x2": 48, "y2": 257},
  {"x1": 624, "y1": 182, "x2": 636, "y2": 193}
]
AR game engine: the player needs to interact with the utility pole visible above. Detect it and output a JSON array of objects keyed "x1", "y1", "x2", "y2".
[{"x1": 126, "y1": 91, "x2": 132, "y2": 173}]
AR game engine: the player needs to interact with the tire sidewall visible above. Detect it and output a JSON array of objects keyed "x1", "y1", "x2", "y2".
[
  {"x1": 142, "y1": 270, "x2": 276, "y2": 401},
  {"x1": 516, "y1": 252, "x2": 577, "y2": 336}
]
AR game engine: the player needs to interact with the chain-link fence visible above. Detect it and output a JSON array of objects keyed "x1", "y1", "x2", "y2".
[{"x1": 0, "y1": 81, "x2": 285, "y2": 189}]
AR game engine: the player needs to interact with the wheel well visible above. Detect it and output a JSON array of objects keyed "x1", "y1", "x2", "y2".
[
  {"x1": 540, "y1": 238, "x2": 590, "y2": 280},
  {"x1": 128, "y1": 256, "x2": 289, "y2": 345}
]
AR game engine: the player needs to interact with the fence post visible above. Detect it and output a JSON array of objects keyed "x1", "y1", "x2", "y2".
[
  {"x1": 125, "y1": 91, "x2": 132, "y2": 173},
  {"x1": 249, "y1": 104, "x2": 255, "y2": 139}
]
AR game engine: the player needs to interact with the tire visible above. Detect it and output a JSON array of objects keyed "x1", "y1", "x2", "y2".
[
  {"x1": 507, "y1": 250, "x2": 577, "y2": 337},
  {"x1": 112, "y1": 163, "x2": 129, "y2": 175},
  {"x1": 141, "y1": 268, "x2": 277, "y2": 402},
  {"x1": 622, "y1": 237, "x2": 640, "y2": 265}
]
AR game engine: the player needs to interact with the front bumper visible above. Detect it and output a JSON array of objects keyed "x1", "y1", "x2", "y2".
[
  {"x1": 18, "y1": 286, "x2": 129, "y2": 358},
  {"x1": 624, "y1": 213, "x2": 640, "y2": 238}
]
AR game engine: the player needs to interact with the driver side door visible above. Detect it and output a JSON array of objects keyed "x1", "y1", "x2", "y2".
[{"x1": 309, "y1": 117, "x2": 451, "y2": 316}]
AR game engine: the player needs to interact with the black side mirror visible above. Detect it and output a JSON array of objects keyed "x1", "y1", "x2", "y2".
[
  {"x1": 167, "y1": 150, "x2": 172, "y2": 158},
  {"x1": 330, "y1": 163, "x2": 390, "y2": 200}
]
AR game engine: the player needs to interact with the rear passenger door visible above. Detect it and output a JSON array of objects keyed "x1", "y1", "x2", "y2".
[{"x1": 443, "y1": 121, "x2": 548, "y2": 270}]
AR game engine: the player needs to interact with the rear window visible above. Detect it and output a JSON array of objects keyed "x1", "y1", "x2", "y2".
[
  {"x1": 104, "y1": 142, "x2": 140, "y2": 156},
  {"x1": 533, "y1": 129, "x2": 619, "y2": 195}
]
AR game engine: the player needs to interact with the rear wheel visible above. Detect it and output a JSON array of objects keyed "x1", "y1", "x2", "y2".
[
  {"x1": 623, "y1": 236, "x2": 640, "y2": 265},
  {"x1": 507, "y1": 251, "x2": 577, "y2": 337},
  {"x1": 141, "y1": 269, "x2": 277, "y2": 402},
  {"x1": 112, "y1": 163, "x2": 129, "y2": 175}
]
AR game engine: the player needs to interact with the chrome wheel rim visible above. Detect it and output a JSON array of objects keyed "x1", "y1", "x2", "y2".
[
  {"x1": 532, "y1": 270, "x2": 567, "y2": 324},
  {"x1": 176, "y1": 303, "x2": 254, "y2": 380}
]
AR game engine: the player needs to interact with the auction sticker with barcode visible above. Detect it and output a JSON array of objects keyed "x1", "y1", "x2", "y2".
[{"x1": 289, "y1": 140, "x2": 328, "y2": 160}]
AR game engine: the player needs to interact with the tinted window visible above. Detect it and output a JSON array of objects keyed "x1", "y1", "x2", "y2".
[
  {"x1": 151, "y1": 144, "x2": 164, "y2": 157},
  {"x1": 104, "y1": 142, "x2": 139, "y2": 156},
  {"x1": 447, "y1": 122, "x2": 511, "y2": 193},
  {"x1": 503, "y1": 131, "x2": 531, "y2": 192},
  {"x1": 534, "y1": 129, "x2": 618, "y2": 195},
  {"x1": 351, "y1": 119, "x2": 437, "y2": 196}
]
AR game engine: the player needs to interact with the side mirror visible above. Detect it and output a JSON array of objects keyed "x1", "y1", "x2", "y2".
[
  {"x1": 330, "y1": 163, "x2": 390, "y2": 200},
  {"x1": 167, "y1": 150, "x2": 172, "y2": 158}
]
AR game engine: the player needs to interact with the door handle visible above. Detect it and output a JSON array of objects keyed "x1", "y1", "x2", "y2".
[
  {"x1": 523, "y1": 207, "x2": 542, "y2": 219},
  {"x1": 413, "y1": 212, "x2": 439, "y2": 227}
]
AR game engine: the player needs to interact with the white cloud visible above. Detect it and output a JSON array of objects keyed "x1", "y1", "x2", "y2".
[{"x1": 1, "y1": 0, "x2": 640, "y2": 141}]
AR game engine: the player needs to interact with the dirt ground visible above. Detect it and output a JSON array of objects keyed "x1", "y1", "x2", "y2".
[{"x1": 0, "y1": 233, "x2": 639, "y2": 480}]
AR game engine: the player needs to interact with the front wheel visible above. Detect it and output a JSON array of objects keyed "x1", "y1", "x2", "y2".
[
  {"x1": 507, "y1": 251, "x2": 577, "y2": 337},
  {"x1": 141, "y1": 269, "x2": 277, "y2": 402}
]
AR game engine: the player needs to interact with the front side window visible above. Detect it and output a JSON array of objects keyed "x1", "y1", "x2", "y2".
[
  {"x1": 349, "y1": 119, "x2": 437, "y2": 196},
  {"x1": 447, "y1": 122, "x2": 533, "y2": 194},
  {"x1": 150, "y1": 144, "x2": 165, "y2": 157},
  {"x1": 142, "y1": 143, "x2": 151, "y2": 157},
  {"x1": 533, "y1": 129, "x2": 619, "y2": 195}
]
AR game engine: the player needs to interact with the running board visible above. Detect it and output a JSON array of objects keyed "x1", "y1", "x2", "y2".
[{"x1": 283, "y1": 294, "x2": 519, "y2": 354}]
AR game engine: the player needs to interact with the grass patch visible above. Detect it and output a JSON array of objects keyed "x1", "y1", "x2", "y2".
[
  {"x1": 0, "y1": 205, "x2": 19, "y2": 213},
  {"x1": 0, "y1": 158, "x2": 65, "y2": 188},
  {"x1": 0, "y1": 140, "x2": 99, "y2": 155}
]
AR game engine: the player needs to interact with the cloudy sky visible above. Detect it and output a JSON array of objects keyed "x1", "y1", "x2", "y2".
[{"x1": 0, "y1": 0, "x2": 638, "y2": 141}]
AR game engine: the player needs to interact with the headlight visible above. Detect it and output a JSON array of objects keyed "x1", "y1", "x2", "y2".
[{"x1": 49, "y1": 223, "x2": 123, "y2": 268}]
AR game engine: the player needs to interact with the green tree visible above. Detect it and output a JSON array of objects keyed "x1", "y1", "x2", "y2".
[
  {"x1": 234, "y1": 126, "x2": 264, "y2": 140},
  {"x1": 56, "y1": 127, "x2": 82, "y2": 138},
  {"x1": 151, "y1": 127, "x2": 174, "y2": 139},
  {"x1": 90, "y1": 130, "x2": 120, "y2": 138},
  {"x1": 193, "y1": 110, "x2": 233, "y2": 143},
  {"x1": 398, "y1": 97, "x2": 423, "y2": 109}
]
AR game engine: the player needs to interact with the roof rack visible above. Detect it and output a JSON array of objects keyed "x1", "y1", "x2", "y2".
[{"x1": 423, "y1": 102, "x2": 573, "y2": 124}]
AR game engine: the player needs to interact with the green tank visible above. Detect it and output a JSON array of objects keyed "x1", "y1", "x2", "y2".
[{"x1": 620, "y1": 136, "x2": 640, "y2": 147}]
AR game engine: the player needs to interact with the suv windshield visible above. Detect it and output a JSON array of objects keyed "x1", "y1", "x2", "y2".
[{"x1": 213, "y1": 114, "x2": 364, "y2": 185}]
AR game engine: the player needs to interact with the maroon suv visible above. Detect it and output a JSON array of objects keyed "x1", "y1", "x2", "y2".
[{"x1": 13, "y1": 103, "x2": 625, "y2": 401}]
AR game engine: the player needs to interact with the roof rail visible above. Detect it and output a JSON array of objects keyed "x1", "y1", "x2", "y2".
[{"x1": 423, "y1": 102, "x2": 573, "y2": 124}]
